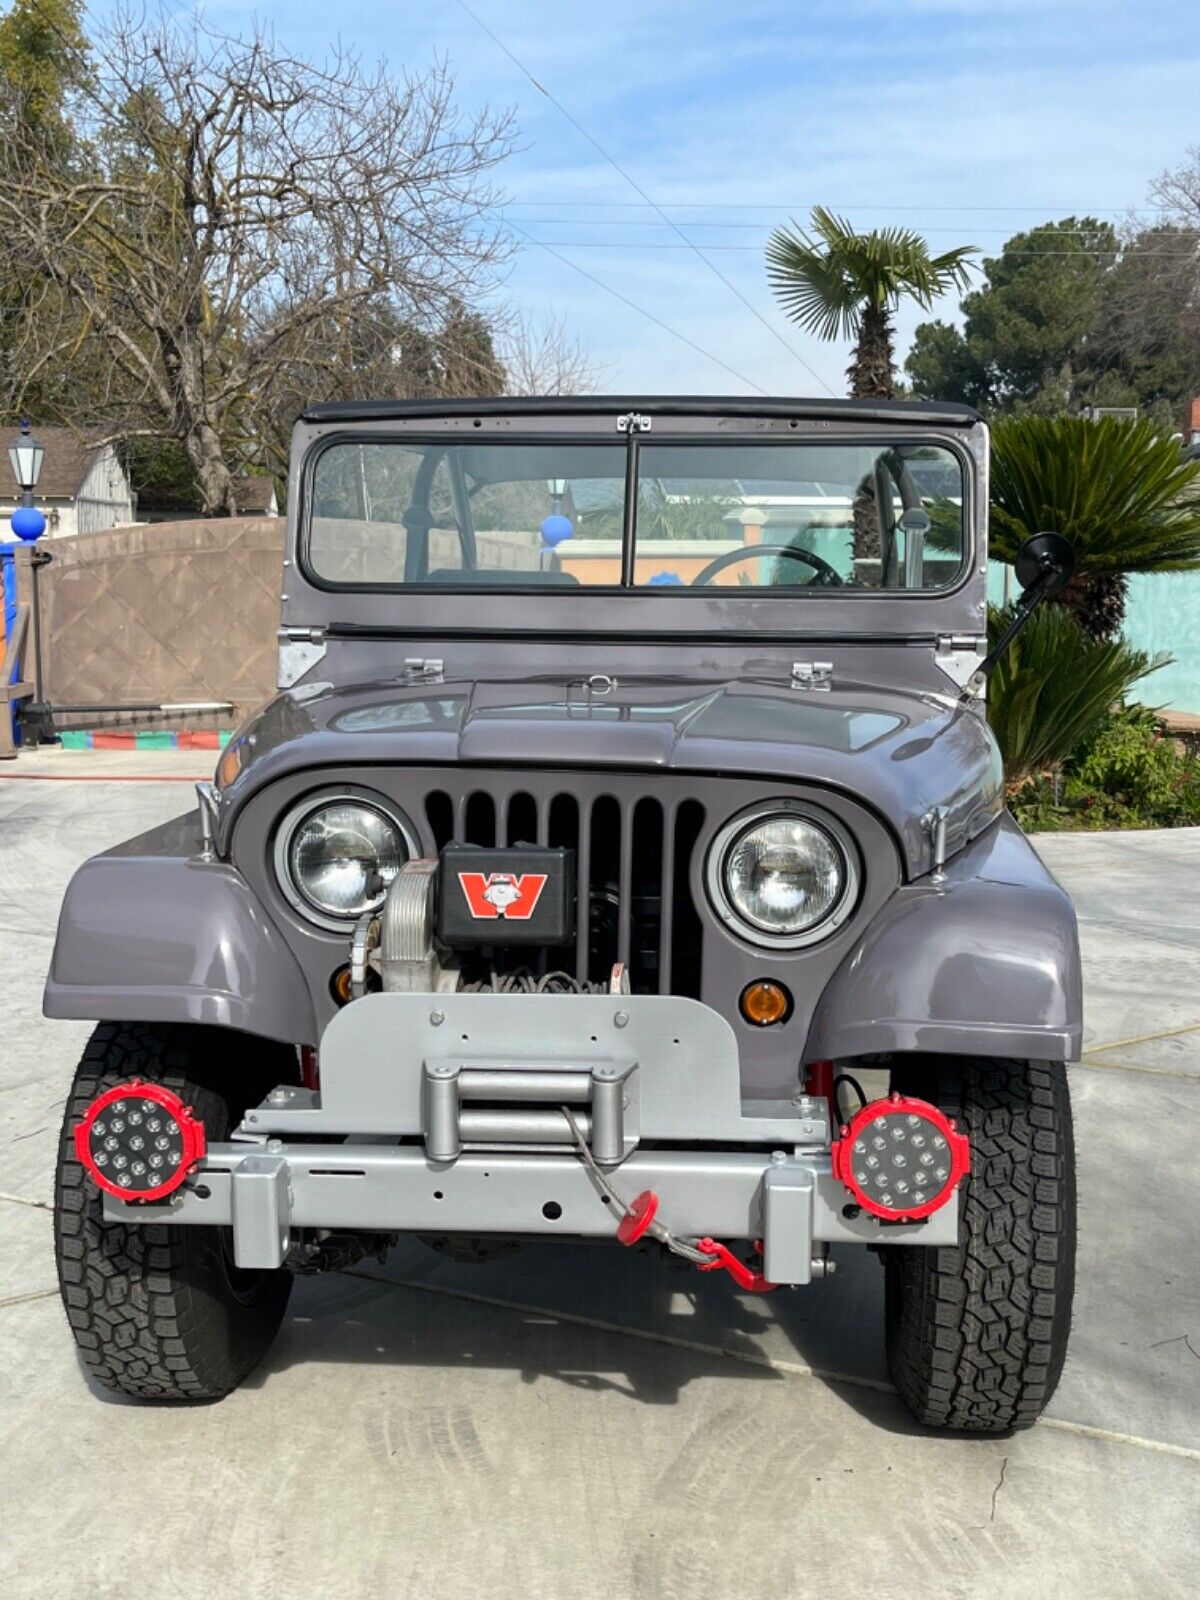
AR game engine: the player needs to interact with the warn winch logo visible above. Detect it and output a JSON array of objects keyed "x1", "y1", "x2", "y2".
[{"x1": 457, "y1": 871, "x2": 549, "y2": 921}]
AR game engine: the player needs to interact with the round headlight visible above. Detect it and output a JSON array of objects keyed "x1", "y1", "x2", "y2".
[
  {"x1": 275, "y1": 791, "x2": 416, "y2": 928},
  {"x1": 707, "y1": 804, "x2": 858, "y2": 948}
]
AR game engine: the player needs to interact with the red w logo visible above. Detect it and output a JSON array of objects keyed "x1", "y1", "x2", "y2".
[{"x1": 457, "y1": 871, "x2": 548, "y2": 920}]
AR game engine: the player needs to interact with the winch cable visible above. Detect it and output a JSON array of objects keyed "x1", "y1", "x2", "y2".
[
  {"x1": 459, "y1": 971, "x2": 607, "y2": 995},
  {"x1": 560, "y1": 1106, "x2": 723, "y2": 1268}
]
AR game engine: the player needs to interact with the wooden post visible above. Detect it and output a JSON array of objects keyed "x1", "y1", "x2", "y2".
[{"x1": 0, "y1": 600, "x2": 33, "y2": 758}]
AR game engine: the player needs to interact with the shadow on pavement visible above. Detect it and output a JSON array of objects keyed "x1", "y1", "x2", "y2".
[{"x1": 239, "y1": 1234, "x2": 945, "y2": 1435}]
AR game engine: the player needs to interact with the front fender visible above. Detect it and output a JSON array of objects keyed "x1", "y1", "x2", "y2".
[
  {"x1": 43, "y1": 813, "x2": 317, "y2": 1046},
  {"x1": 805, "y1": 814, "x2": 1082, "y2": 1063}
]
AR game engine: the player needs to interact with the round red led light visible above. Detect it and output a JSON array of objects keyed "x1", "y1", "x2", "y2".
[
  {"x1": 831, "y1": 1092, "x2": 969, "y2": 1221},
  {"x1": 73, "y1": 1080, "x2": 206, "y2": 1204}
]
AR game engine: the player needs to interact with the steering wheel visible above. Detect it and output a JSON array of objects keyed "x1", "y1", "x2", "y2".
[{"x1": 690, "y1": 543, "x2": 845, "y2": 587}]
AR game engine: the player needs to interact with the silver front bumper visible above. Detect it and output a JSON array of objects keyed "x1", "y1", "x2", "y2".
[{"x1": 102, "y1": 993, "x2": 959, "y2": 1280}]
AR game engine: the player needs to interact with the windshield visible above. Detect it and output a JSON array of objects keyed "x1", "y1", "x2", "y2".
[{"x1": 307, "y1": 438, "x2": 967, "y2": 592}]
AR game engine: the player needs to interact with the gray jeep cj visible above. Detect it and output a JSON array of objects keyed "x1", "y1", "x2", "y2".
[{"x1": 48, "y1": 397, "x2": 1080, "y2": 1431}]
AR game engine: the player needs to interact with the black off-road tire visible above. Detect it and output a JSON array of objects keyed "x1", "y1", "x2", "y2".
[
  {"x1": 883, "y1": 1056, "x2": 1076, "y2": 1433},
  {"x1": 54, "y1": 1021, "x2": 294, "y2": 1401}
]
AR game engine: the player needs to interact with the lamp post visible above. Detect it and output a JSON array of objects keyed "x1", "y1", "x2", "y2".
[
  {"x1": 4, "y1": 421, "x2": 51, "y2": 744},
  {"x1": 8, "y1": 419, "x2": 46, "y2": 541}
]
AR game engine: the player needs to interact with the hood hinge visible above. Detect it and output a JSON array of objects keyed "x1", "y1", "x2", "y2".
[
  {"x1": 403, "y1": 657, "x2": 445, "y2": 683},
  {"x1": 791, "y1": 660, "x2": 833, "y2": 691}
]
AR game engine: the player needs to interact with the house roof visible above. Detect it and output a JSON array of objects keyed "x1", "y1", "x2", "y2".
[
  {"x1": 231, "y1": 475, "x2": 277, "y2": 513},
  {"x1": 12, "y1": 427, "x2": 103, "y2": 500}
]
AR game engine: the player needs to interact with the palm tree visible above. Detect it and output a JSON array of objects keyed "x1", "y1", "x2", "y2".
[
  {"x1": 766, "y1": 207, "x2": 976, "y2": 398},
  {"x1": 991, "y1": 415, "x2": 1200, "y2": 639}
]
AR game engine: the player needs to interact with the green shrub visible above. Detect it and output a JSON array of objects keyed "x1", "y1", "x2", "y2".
[
  {"x1": 986, "y1": 604, "x2": 1167, "y2": 787},
  {"x1": 1011, "y1": 705, "x2": 1200, "y2": 831}
]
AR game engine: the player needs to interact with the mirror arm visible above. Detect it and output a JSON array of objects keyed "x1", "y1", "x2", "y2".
[{"x1": 960, "y1": 559, "x2": 1062, "y2": 700}]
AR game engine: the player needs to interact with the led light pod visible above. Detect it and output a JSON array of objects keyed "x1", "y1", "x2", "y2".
[
  {"x1": 831, "y1": 1092, "x2": 969, "y2": 1221},
  {"x1": 73, "y1": 1082, "x2": 205, "y2": 1203}
]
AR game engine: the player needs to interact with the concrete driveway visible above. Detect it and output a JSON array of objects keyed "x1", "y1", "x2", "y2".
[{"x1": 1, "y1": 761, "x2": 1197, "y2": 1599}]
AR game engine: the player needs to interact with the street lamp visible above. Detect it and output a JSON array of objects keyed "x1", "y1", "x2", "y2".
[{"x1": 8, "y1": 420, "x2": 46, "y2": 541}]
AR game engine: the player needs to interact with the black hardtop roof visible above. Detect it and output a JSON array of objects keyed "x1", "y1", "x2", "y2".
[{"x1": 301, "y1": 394, "x2": 982, "y2": 427}]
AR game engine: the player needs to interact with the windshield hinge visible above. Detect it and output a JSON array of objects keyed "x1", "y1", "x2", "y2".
[
  {"x1": 934, "y1": 633, "x2": 987, "y2": 692},
  {"x1": 791, "y1": 660, "x2": 833, "y2": 691},
  {"x1": 403, "y1": 657, "x2": 445, "y2": 683},
  {"x1": 277, "y1": 628, "x2": 327, "y2": 690},
  {"x1": 616, "y1": 412, "x2": 652, "y2": 433}
]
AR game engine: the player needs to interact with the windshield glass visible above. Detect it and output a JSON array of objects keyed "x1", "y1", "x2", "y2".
[{"x1": 306, "y1": 438, "x2": 966, "y2": 591}]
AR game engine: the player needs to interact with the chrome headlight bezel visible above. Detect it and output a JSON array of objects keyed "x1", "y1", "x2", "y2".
[
  {"x1": 705, "y1": 800, "x2": 860, "y2": 950},
  {"x1": 273, "y1": 786, "x2": 419, "y2": 932}
]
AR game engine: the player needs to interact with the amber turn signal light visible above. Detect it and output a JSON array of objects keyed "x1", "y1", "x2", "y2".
[
  {"x1": 739, "y1": 979, "x2": 792, "y2": 1026},
  {"x1": 330, "y1": 965, "x2": 355, "y2": 1005}
]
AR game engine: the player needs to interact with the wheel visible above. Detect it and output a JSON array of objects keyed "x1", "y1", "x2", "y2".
[
  {"x1": 54, "y1": 1021, "x2": 294, "y2": 1400},
  {"x1": 883, "y1": 1056, "x2": 1076, "y2": 1432}
]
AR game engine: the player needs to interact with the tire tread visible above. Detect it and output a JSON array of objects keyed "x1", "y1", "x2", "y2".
[
  {"x1": 885, "y1": 1056, "x2": 1076, "y2": 1432},
  {"x1": 53, "y1": 1022, "x2": 292, "y2": 1401}
]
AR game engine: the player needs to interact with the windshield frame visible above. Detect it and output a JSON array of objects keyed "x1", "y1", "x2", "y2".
[
  {"x1": 300, "y1": 430, "x2": 973, "y2": 600},
  {"x1": 287, "y1": 407, "x2": 987, "y2": 642}
]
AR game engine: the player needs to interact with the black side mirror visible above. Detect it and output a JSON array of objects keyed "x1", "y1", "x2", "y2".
[
  {"x1": 962, "y1": 531, "x2": 1076, "y2": 698},
  {"x1": 1014, "y1": 531, "x2": 1075, "y2": 600}
]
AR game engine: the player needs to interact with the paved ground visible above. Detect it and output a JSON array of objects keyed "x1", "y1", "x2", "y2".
[{"x1": 1, "y1": 760, "x2": 1197, "y2": 1599}]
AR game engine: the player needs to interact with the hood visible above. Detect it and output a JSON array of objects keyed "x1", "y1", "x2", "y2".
[{"x1": 216, "y1": 671, "x2": 1003, "y2": 879}]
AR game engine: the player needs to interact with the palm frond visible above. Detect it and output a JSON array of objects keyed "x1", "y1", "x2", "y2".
[
  {"x1": 765, "y1": 224, "x2": 862, "y2": 340},
  {"x1": 767, "y1": 206, "x2": 977, "y2": 336},
  {"x1": 991, "y1": 416, "x2": 1200, "y2": 576}
]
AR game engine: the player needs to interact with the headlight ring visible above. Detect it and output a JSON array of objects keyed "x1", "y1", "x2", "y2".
[
  {"x1": 273, "y1": 787, "x2": 419, "y2": 932},
  {"x1": 705, "y1": 801, "x2": 860, "y2": 950}
]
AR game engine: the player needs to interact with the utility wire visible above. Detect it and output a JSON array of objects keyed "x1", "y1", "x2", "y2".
[
  {"x1": 500, "y1": 199, "x2": 1179, "y2": 217},
  {"x1": 501, "y1": 218, "x2": 768, "y2": 394},
  {"x1": 508, "y1": 240, "x2": 1200, "y2": 259},
  {"x1": 506, "y1": 216, "x2": 1200, "y2": 238},
  {"x1": 453, "y1": 0, "x2": 834, "y2": 396}
]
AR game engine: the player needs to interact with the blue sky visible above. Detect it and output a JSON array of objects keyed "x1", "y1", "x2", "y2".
[{"x1": 117, "y1": 1, "x2": 1200, "y2": 394}]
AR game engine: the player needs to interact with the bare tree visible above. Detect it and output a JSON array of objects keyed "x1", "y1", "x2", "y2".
[
  {"x1": 0, "y1": 12, "x2": 514, "y2": 511},
  {"x1": 497, "y1": 311, "x2": 600, "y2": 396}
]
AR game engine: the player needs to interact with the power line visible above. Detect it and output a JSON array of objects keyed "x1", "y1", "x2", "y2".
[
  {"x1": 511, "y1": 240, "x2": 1200, "y2": 258},
  {"x1": 453, "y1": 0, "x2": 835, "y2": 397},
  {"x1": 501, "y1": 220, "x2": 770, "y2": 395},
  {"x1": 504, "y1": 216, "x2": 1200, "y2": 239},
  {"x1": 499, "y1": 199, "x2": 1178, "y2": 217}
]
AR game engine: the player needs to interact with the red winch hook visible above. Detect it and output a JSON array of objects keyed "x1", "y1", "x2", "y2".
[{"x1": 694, "y1": 1237, "x2": 776, "y2": 1294}]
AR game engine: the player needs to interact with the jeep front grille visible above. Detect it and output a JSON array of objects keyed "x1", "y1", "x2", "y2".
[{"x1": 421, "y1": 777, "x2": 705, "y2": 997}]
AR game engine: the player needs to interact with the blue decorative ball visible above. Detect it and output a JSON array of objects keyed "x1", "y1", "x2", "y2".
[
  {"x1": 540, "y1": 513, "x2": 574, "y2": 546},
  {"x1": 648, "y1": 570, "x2": 683, "y2": 585},
  {"x1": 10, "y1": 505, "x2": 45, "y2": 542}
]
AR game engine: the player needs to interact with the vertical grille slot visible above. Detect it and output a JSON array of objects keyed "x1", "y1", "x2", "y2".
[
  {"x1": 462, "y1": 791, "x2": 495, "y2": 845},
  {"x1": 425, "y1": 790, "x2": 454, "y2": 851},
  {"x1": 502, "y1": 791, "x2": 537, "y2": 846},
  {"x1": 587, "y1": 795, "x2": 622, "y2": 983},
  {"x1": 669, "y1": 800, "x2": 706, "y2": 999},
  {"x1": 629, "y1": 797, "x2": 664, "y2": 993}
]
